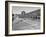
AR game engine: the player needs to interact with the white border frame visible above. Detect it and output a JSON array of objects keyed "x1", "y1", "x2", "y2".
[{"x1": 8, "y1": 2, "x2": 44, "y2": 34}]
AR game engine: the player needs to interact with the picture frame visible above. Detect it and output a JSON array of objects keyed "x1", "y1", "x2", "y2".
[{"x1": 5, "y1": 1, "x2": 45, "y2": 36}]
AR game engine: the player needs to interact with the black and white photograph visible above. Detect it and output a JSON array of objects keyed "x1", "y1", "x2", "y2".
[
  {"x1": 5, "y1": 1, "x2": 45, "y2": 36},
  {"x1": 12, "y1": 6, "x2": 40, "y2": 30}
]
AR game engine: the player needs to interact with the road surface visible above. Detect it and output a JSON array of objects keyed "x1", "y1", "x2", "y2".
[{"x1": 12, "y1": 17, "x2": 40, "y2": 30}]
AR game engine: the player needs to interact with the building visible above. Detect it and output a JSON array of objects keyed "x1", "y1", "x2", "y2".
[{"x1": 17, "y1": 9, "x2": 40, "y2": 19}]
